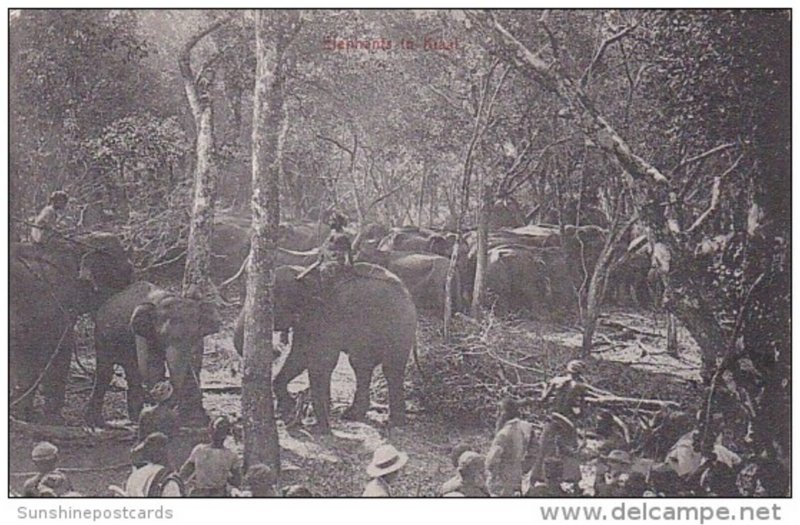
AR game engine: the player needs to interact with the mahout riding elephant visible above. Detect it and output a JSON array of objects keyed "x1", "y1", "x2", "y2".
[
  {"x1": 356, "y1": 240, "x2": 461, "y2": 314},
  {"x1": 234, "y1": 263, "x2": 417, "y2": 433},
  {"x1": 84, "y1": 281, "x2": 221, "y2": 427},
  {"x1": 10, "y1": 233, "x2": 133, "y2": 421}
]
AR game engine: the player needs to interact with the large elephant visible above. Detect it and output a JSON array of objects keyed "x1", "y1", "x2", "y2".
[
  {"x1": 85, "y1": 281, "x2": 221, "y2": 427},
  {"x1": 9, "y1": 233, "x2": 133, "y2": 421},
  {"x1": 234, "y1": 263, "x2": 417, "y2": 433},
  {"x1": 483, "y1": 245, "x2": 576, "y2": 318},
  {"x1": 356, "y1": 241, "x2": 461, "y2": 314}
]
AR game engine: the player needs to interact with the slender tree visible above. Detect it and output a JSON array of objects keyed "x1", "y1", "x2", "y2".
[
  {"x1": 241, "y1": 9, "x2": 301, "y2": 473},
  {"x1": 180, "y1": 14, "x2": 233, "y2": 296}
]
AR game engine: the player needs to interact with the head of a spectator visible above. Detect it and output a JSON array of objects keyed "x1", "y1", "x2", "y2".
[
  {"x1": 449, "y1": 443, "x2": 472, "y2": 469},
  {"x1": 209, "y1": 416, "x2": 232, "y2": 448},
  {"x1": 149, "y1": 381, "x2": 173, "y2": 405},
  {"x1": 366, "y1": 444, "x2": 408, "y2": 484},
  {"x1": 245, "y1": 463, "x2": 276, "y2": 497},
  {"x1": 49, "y1": 191, "x2": 69, "y2": 211},
  {"x1": 283, "y1": 485, "x2": 315, "y2": 497},
  {"x1": 600, "y1": 450, "x2": 632, "y2": 476},
  {"x1": 566, "y1": 359, "x2": 586, "y2": 380},
  {"x1": 457, "y1": 451, "x2": 486, "y2": 488},
  {"x1": 495, "y1": 398, "x2": 521, "y2": 432},
  {"x1": 31, "y1": 442, "x2": 59, "y2": 474}
]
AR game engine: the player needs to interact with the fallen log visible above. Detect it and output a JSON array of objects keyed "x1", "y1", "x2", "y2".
[
  {"x1": 585, "y1": 394, "x2": 680, "y2": 411},
  {"x1": 601, "y1": 319, "x2": 663, "y2": 339},
  {"x1": 10, "y1": 417, "x2": 207, "y2": 445}
]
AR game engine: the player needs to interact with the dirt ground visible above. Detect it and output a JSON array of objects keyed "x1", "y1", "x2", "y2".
[{"x1": 9, "y1": 304, "x2": 702, "y2": 497}]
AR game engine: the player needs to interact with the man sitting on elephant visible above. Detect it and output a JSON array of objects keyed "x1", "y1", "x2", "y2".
[
  {"x1": 31, "y1": 190, "x2": 69, "y2": 245},
  {"x1": 296, "y1": 211, "x2": 354, "y2": 282}
]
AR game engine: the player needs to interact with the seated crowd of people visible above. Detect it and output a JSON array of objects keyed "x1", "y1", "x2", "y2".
[{"x1": 18, "y1": 359, "x2": 788, "y2": 498}]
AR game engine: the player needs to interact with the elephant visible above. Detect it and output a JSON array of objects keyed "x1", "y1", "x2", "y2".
[
  {"x1": 84, "y1": 281, "x2": 221, "y2": 427},
  {"x1": 377, "y1": 226, "x2": 454, "y2": 258},
  {"x1": 234, "y1": 263, "x2": 417, "y2": 433},
  {"x1": 277, "y1": 221, "x2": 331, "y2": 252},
  {"x1": 9, "y1": 233, "x2": 133, "y2": 421},
  {"x1": 356, "y1": 241, "x2": 461, "y2": 314},
  {"x1": 483, "y1": 245, "x2": 576, "y2": 319},
  {"x1": 149, "y1": 215, "x2": 330, "y2": 283}
]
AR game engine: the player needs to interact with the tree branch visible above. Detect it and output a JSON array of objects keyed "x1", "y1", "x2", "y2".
[
  {"x1": 316, "y1": 134, "x2": 355, "y2": 158},
  {"x1": 685, "y1": 154, "x2": 743, "y2": 233},
  {"x1": 670, "y1": 142, "x2": 737, "y2": 176},
  {"x1": 464, "y1": 9, "x2": 669, "y2": 188},
  {"x1": 580, "y1": 22, "x2": 640, "y2": 87}
]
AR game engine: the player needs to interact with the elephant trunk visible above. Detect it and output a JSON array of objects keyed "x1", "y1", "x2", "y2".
[{"x1": 165, "y1": 343, "x2": 207, "y2": 425}]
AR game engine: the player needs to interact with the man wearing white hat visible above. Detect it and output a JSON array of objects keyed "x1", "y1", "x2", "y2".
[
  {"x1": 23, "y1": 441, "x2": 73, "y2": 497},
  {"x1": 362, "y1": 444, "x2": 408, "y2": 497}
]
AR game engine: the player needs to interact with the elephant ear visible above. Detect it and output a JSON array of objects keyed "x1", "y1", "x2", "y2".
[{"x1": 130, "y1": 303, "x2": 158, "y2": 340}]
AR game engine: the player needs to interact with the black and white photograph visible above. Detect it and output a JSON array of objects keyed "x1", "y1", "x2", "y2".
[{"x1": 5, "y1": 6, "x2": 792, "y2": 502}]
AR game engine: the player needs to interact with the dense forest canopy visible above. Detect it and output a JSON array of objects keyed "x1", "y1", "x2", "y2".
[{"x1": 8, "y1": 8, "x2": 791, "y2": 490}]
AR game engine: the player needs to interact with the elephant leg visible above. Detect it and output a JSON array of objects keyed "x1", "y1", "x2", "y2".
[
  {"x1": 123, "y1": 356, "x2": 146, "y2": 423},
  {"x1": 308, "y1": 366, "x2": 334, "y2": 434},
  {"x1": 384, "y1": 361, "x2": 407, "y2": 427},
  {"x1": 343, "y1": 362, "x2": 373, "y2": 421},
  {"x1": 85, "y1": 354, "x2": 114, "y2": 427},
  {"x1": 273, "y1": 344, "x2": 309, "y2": 420},
  {"x1": 39, "y1": 338, "x2": 72, "y2": 420},
  {"x1": 178, "y1": 369, "x2": 208, "y2": 427}
]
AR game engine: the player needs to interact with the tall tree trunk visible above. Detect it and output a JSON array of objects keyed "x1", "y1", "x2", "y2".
[
  {"x1": 428, "y1": 171, "x2": 439, "y2": 228},
  {"x1": 182, "y1": 104, "x2": 217, "y2": 295},
  {"x1": 178, "y1": 15, "x2": 232, "y2": 297},
  {"x1": 470, "y1": 183, "x2": 490, "y2": 319},
  {"x1": 582, "y1": 216, "x2": 635, "y2": 355},
  {"x1": 416, "y1": 169, "x2": 427, "y2": 226},
  {"x1": 242, "y1": 9, "x2": 299, "y2": 475}
]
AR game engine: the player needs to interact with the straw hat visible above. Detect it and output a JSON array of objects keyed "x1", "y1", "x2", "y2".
[
  {"x1": 31, "y1": 441, "x2": 59, "y2": 462},
  {"x1": 366, "y1": 444, "x2": 408, "y2": 478},
  {"x1": 602, "y1": 449, "x2": 633, "y2": 465}
]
